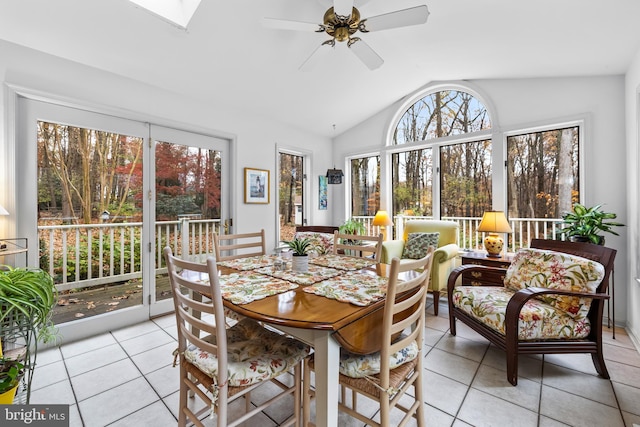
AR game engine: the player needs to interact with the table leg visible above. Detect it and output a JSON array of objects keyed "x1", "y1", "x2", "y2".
[
  {"x1": 276, "y1": 326, "x2": 340, "y2": 427},
  {"x1": 312, "y1": 332, "x2": 340, "y2": 427}
]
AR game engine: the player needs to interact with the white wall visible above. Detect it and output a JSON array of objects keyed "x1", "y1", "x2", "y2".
[
  {"x1": 625, "y1": 48, "x2": 640, "y2": 346},
  {"x1": 334, "y1": 76, "x2": 630, "y2": 326},
  {"x1": 0, "y1": 40, "x2": 333, "y2": 253}
]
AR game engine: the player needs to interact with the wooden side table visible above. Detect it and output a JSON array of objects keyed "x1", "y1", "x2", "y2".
[{"x1": 459, "y1": 251, "x2": 514, "y2": 286}]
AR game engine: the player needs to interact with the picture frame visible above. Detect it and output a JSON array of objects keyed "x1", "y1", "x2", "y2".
[
  {"x1": 244, "y1": 167, "x2": 270, "y2": 204},
  {"x1": 319, "y1": 175, "x2": 327, "y2": 210}
]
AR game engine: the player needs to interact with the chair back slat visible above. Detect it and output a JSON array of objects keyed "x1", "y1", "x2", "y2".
[
  {"x1": 332, "y1": 231, "x2": 383, "y2": 262},
  {"x1": 164, "y1": 246, "x2": 229, "y2": 384},
  {"x1": 214, "y1": 229, "x2": 267, "y2": 261},
  {"x1": 380, "y1": 247, "x2": 435, "y2": 387}
]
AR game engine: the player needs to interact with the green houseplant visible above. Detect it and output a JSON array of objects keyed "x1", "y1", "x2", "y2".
[
  {"x1": 285, "y1": 238, "x2": 311, "y2": 272},
  {"x1": 0, "y1": 348, "x2": 25, "y2": 404},
  {"x1": 0, "y1": 266, "x2": 57, "y2": 403},
  {"x1": 338, "y1": 218, "x2": 366, "y2": 236},
  {"x1": 557, "y1": 203, "x2": 624, "y2": 245}
]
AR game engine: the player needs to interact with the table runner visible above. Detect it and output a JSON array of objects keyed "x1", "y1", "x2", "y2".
[
  {"x1": 217, "y1": 255, "x2": 277, "y2": 271},
  {"x1": 302, "y1": 272, "x2": 390, "y2": 306},
  {"x1": 216, "y1": 271, "x2": 298, "y2": 304},
  {"x1": 254, "y1": 265, "x2": 342, "y2": 285},
  {"x1": 309, "y1": 254, "x2": 377, "y2": 271}
]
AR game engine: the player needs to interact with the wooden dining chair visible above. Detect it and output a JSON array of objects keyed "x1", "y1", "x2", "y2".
[
  {"x1": 164, "y1": 247, "x2": 310, "y2": 427},
  {"x1": 332, "y1": 231, "x2": 383, "y2": 263},
  {"x1": 213, "y1": 229, "x2": 266, "y2": 261},
  {"x1": 303, "y1": 247, "x2": 435, "y2": 427}
]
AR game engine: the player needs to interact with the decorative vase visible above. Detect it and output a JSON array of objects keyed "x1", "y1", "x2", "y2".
[{"x1": 291, "y1": 255, "x2": 309, "y2": 273}]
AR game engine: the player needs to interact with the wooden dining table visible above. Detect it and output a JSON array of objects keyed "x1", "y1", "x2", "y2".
[{"x1": 209, "y1": 255, "x2": 404, "y2": 427}]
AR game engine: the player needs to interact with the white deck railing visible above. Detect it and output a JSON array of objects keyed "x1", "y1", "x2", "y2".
[
  {"x1": 38, "y1": 219, "x2": 221, "y2": 292},
  {"x1": 39, "y1": 216, "x2": 560, "y2": 293}
]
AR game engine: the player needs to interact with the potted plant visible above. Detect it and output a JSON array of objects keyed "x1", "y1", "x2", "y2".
[
  {"x1": 285, "y1": 237, "x2": 311, "y2": 272},
  {"x1": 338, "y1": 218, "x2": 366, "y2": 236},
  {"x1": 0, "y1": 344, "x2": 25, "y2": 404},
  {"x1": 0, "y1": 266, "x2": 58, "y2": 403},
  {"x1": 557, "y1": 203, "x2": 624, "y2": 245}
]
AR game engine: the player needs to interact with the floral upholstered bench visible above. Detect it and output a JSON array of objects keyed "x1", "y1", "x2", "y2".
[{"x1": 447, "y1": 239, "x2": 616, "y2": 385}]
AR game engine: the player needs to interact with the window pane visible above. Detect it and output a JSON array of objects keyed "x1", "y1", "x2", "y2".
[
  {"x1": 391, "y1": 149, "x2": 433, "y2": 217},
  {"x1": 279, "y1": 153, "x2": 304, "y2": 242},
  {"x1": 440, "y1": 139, "x2": 492, "y2": 218},
  {"x1": 37, "y1": 121, "x2": 144, "y2": 323},
  {"x1": 394, "y1": 90, "x2": 491, "y2": 145},
  {"x1": 507, "y1": 126, "x2": 579, "y2": 219},
  {"x1": 350, "y1": 156, "x2": 380, "y2": 216}
]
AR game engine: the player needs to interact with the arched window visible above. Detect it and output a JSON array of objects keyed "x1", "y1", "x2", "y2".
[
  {"x1": 393, "y1": 90, "x2": 491, "y2": 145},
  {"x1": 388, "y1": 87, "x2": 493, "y2": 219}
]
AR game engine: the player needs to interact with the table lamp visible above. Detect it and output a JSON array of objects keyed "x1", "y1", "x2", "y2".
[
  {"x1": 477, "y1": 210, "x2": 512, "y2": 257},
  {"x1": 0, "y1": 203, "x2": 8, "y2": 250},
  {"x1": 372, "y1": 210, "x2": 393, "y2": 241}
]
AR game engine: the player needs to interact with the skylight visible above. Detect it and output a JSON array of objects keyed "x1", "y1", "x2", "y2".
[{"x1": 128, "y1": 0, "x2": 202, "y2": 29}]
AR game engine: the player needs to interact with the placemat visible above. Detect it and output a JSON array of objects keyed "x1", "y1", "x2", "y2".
[
  {"x1": 302, "y1": 272, "x2": 390, "y2": 306},
  {"x1": 215, "y1": 271, "x2": 298, "y2": 304},
  {"x1": 217, "y1": 255, "x2": 277, "y2": 271},
  {"x1": 254, "y1": 265, "x2": 342, "y2": 285},
  {"x1": 309, "y1": 254, "x2": 377, "y2": 271}
]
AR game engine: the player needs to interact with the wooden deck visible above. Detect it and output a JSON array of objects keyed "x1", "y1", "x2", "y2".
[{"x1": 52, "y1": 276, "x2": 172, "y2": 325}]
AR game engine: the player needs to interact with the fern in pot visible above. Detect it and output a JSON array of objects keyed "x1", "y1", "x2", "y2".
[{"x1": 285, "y1": 238, "x2": 311, "y2": 273}]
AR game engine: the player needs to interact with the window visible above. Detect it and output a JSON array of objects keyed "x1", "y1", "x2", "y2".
[
  {"x1": 394, "y1": 90, "x2": 491, "y2": 145},
  {"x1": 350, "y1": 155, "x2": 380, "y2": 216},
  {"x1": 389, "y1": 88, "x2": 493, "y2": 222},
  {"x1": 278, "y1": 152, "x2": 305, "y2": 242},
  {"x1": 440, "y1": 139, "x2": 492, "y2": 218},
  {"x1": 391, "y1": 149, "x2": 433, "y2": 217},
  {"x1": 507, "y1": 125, "x2": 580, "y2": 220}
]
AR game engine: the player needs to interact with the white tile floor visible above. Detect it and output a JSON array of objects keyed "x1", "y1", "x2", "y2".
[{"x1": 29, "y1": 300, "x2": 640, "y2": 427}]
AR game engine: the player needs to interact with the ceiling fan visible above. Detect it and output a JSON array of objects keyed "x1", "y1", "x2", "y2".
[{"x1": 263, "y1": 0, "x2": 430, "y2": 70}]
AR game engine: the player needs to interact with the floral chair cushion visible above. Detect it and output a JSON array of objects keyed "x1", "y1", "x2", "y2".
[
  {"x1": 504, "y1": 248, "x2": 605, "y2": 319},
  {"x1": 401, "y1": 232, "x2": 439, "y2": 260},
  {"x1": 295, "y1": 232, "x2": 334, "y2": 255},
  {"x1": 451, "y1": 286, "x2": 591, "y2": 340},
  {"x1": 338, "y1": 338, "x2": 419, "y2": 378},
  {"x1": 183, "y1": 318, "x2": 311, "y2": 387}
]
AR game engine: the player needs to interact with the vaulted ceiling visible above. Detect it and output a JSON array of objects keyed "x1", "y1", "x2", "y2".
[{"x1": 2, "y1": 0, "x2": 640, "y2": 137}]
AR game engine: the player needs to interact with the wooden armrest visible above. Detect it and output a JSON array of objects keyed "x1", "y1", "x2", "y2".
[{"x1": 447, "y1": 264, "x2": 508, "y2": 293}]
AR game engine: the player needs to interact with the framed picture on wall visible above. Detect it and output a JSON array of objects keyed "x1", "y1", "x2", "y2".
[
  {"x1": 244, "y1": 168, "x2": 270, "y2": 204},
  {"x1": 319, "y1": 175, "x2": 327, "y2": 210}
]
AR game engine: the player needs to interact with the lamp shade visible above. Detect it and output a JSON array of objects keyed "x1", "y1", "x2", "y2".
[
  {"x1": 372, "y1": 210, "x2": 393, "y2": 227},
  {"x1": 0, "y1": 204, "x2": 8, "y2": 216},
  {"x1": 477, "y1": 211, "x2": 512, "y2": 233}
]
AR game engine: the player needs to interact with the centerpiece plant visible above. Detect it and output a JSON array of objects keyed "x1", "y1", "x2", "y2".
[{"x1": 285, "y1": 237, "x2": 311, "y2": 272}]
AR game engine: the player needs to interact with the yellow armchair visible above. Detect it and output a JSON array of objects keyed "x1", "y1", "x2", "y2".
[{"x1": 381, "y1": 220, "x2": 459, "y2": 315}]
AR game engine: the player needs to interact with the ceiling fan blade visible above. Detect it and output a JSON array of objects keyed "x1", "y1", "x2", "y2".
[
  {"x1": 333, "y1": 0, "x2": 354, "y2": 16},
  {"x1": 262, "y1": 17, "x2": 322, "y2": 32},
  {"x1": 361, "y1": 5, "x2": 429, "y2": 32},
  {"x1": 299, "y1": 43, "x2": 333, "y2": 71},
  {"x1": 348, "y1": 38, "x2": 383, "y2": 70}
]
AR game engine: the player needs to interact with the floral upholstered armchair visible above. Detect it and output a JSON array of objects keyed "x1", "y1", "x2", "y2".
[
  {"x1": 381, "y1": 220, "x2": 459, "y2": 315},
  {"x1": 447, "y1": 239, "x2": 616, "y2": 385}
]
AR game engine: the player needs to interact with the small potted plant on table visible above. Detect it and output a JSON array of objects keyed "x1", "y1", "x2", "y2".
[{"x1": 285, "y1": 237, "x2": 311, "y2": 272}]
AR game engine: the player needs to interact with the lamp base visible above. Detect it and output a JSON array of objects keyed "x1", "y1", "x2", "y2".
[{"x1": 483, "y1": 233, "x2": 504, "y2": 258}]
